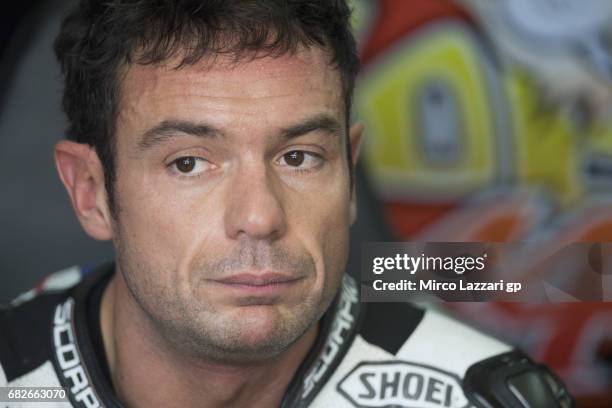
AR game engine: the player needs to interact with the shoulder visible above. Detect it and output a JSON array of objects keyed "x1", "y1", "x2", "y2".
[
  {"x1": 353, "y1": 303, "x2": 512, "y2": 384},
  {"x1": 0, "y1": 265, "x2": 90, "y2": 387},
  {"x1": 312, "y1": 303, "x2": 573, "y2": 407}
]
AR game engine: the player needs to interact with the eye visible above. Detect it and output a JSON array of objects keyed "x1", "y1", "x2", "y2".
[
  {"x1": 169, "y1": 156, "x2": 212, "y2": 177},
  {"x1": 284, "y1": 151, "x2": 305, "y2": 166},
  {"x1": 278, "y1": 150, "x2": 322, "y2": 171}
]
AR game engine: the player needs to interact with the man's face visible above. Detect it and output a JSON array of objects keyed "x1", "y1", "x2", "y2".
[{"x1": 110, "y1": 48, "x2": 359, "y2": 361}]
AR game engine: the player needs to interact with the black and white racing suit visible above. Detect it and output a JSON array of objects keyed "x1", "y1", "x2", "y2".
[{"x1": 0, "y1": 262, "x2": 573, "y2": 407}]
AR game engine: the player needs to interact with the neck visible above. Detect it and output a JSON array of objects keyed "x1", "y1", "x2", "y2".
[{"x1": 100, "y1": 272, "x2": 319, "y2": 408}]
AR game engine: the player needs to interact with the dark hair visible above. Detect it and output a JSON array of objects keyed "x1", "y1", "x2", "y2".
[{"x1": 54, "y1": 0, "x2": 360, "y2": 216}]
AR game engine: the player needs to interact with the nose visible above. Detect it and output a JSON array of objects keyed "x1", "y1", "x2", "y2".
[{"x1": 224, "y1": 163, "x2": 287, "y2": 241}]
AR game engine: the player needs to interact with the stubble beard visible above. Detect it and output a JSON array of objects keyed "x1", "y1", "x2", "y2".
[{"x1": 115, "y1": 238, "x2": 340, "y2": 364}]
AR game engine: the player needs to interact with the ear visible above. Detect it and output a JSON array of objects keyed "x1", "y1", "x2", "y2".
[
  {"x1": 54, "y1": 140, "x2": 113, "y2": 240},
  {"x1": 348, "y1": 122, "x2": 364, "y2": 225}
]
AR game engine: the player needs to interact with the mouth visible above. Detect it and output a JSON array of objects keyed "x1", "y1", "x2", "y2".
[{"x1": 209, "y1": 272, "x2": 303, "y2": 298}]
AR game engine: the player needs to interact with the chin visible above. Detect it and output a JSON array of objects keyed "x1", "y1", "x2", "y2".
[
  {"x1": 211, "y1": 306, "x2": 311, "y2": 359},
  {"x1": 234, "y1": 305, "x2": 294, "y2": 339}
]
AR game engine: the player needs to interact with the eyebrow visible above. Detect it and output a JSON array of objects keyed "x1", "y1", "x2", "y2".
[
  {"x1": 137, "y1": 113, "x2": 342, "y2": 151},
  {"x1": 279, "y1": 114, "x2": 343, "y2": 140},
  {"x1": 138, "y1": 120, "x2": 223, "y2": 150}
]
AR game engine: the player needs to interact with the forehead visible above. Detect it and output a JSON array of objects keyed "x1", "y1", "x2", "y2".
[{"x1": 117, "y1": 47, "x2": 344, "y2": 130}]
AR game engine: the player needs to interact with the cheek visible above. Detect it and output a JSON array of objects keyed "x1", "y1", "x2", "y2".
[
  {"x1": 320, "y1": 199, "x2": 351, "y2": 276},
  {"x1": 290, "y1": 179, "x2": 352, "y2": 282},
  {"x1": 113, "y1": 167, "x2": 210, "y2": 264},
  {"x1": 113, "y1": 178, "x2": 222, "y2": 308}
]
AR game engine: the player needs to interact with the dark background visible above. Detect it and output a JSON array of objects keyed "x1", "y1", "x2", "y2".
[{"x1": 1, "y1": 0, "x2": 114, "y2": 302}]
